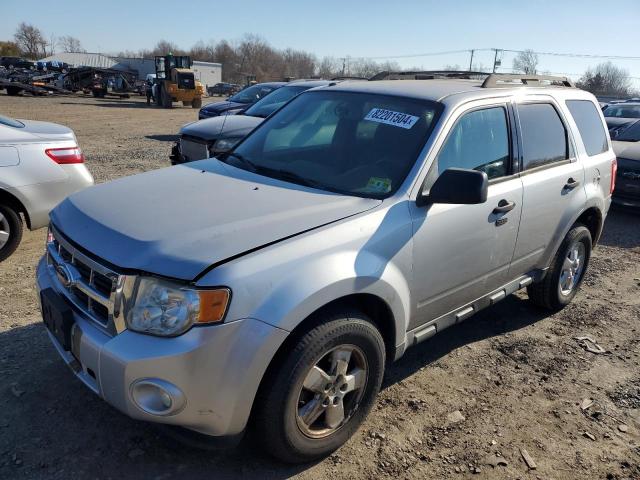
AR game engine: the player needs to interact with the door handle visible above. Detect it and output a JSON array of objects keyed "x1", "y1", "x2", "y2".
[
  {"x1": 564, "y1": 178, "x2": 581, "y2": 190},
  {"x1": 493, "y1": 199, "x2": 516, "y2": 214}
]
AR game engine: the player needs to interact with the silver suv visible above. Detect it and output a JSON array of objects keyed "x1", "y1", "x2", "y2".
[{"x1": 36, "y1": 74, "x2": 615, "y2": 463}]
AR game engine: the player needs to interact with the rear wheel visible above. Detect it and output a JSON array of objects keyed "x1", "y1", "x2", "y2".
[
  {"x1": 192, "y1": 97, "x2": 202, "y2": 108},
  {"x1": 0, "y1": 205, "x2": 23, "y2": 262},
  {"x1": 182, "y1": 100, "x2": 192, "y2": 107},
  {"x1": 6, "y1": 86, "x2": 21, "y2": 96},
  {"x1": 254, "y1": 311, "x2": 385, "y2": 463},
  {"x1": 527, "y1": 224, "x2": 592, "y2": 310}
]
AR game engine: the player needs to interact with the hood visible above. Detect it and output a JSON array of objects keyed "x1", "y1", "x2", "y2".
[
  {"x1": 612, "y1": 140, "x2": 640, "y2": 161},
  {"x1": 16, "y1": 119, "x2": 76, "y2": 143},
  {"x1": 180, "y1": 115, "x2": 264, "y2": 142},
  {"x1": 51, "y1": 160, "x2": 380, "y2": 280},
  {"x1": 200, "y1": 101, "x2": 248, "y2": 115}
]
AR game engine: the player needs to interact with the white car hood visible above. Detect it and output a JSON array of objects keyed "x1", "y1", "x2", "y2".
[{"x1": 50, "y1": 159, "x2": 380, "y2": 280}]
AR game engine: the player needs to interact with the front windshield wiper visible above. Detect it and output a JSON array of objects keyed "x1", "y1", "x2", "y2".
[
  {"x1": 256, "y1": 166, "x2": 329, "y2": 189},
  {"x1": 221, "y1": 154, "x2": 335, "y2": 191}
]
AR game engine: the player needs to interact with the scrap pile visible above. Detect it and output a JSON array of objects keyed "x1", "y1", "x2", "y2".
[{"x1": 0, "y1": 58, "x2": 139, "y2": 98}]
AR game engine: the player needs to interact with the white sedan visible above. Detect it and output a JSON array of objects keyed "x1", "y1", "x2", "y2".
[{"x1": 0, "y1": 114, "x2": 94, "y2": 261}]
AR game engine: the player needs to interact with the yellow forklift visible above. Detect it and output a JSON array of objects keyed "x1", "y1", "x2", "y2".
[{"x1": 154, "y1": 54, "x2": 204, "y2": 108}]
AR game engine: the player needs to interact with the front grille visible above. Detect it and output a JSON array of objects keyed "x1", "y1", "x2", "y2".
[
  {"x1": 180, "y1": 137, "x2": 209, "y2": 162},
  {"x1": 46, "y1": 226, "x2": 123, "y2": 334}
]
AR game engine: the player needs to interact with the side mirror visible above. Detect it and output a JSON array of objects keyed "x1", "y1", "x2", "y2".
[{"x1": 417, "y1": 168, "x2": 488, "y2": 207}]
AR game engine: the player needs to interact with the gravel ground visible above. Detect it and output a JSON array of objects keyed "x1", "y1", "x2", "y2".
[{"x1": 0, "y1": 93, "x2": 639, "y2": 480}]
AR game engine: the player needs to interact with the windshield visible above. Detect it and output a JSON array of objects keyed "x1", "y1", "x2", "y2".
[
  {"x1": 229, "y1": 84, "x2": 278, "y2": 104},
  {"x1": 0, "y1": 115, "x2": 24, "y2": 128},
  {"x1": 604, "y1": 104, "x2": 640, "y2": 119},
  {"x1": 224, "y1": 90, "x2": 441, "y2": 198},
  {"x1": 616, "y1": 120, "x2": 640, "y2": 142},
  {"x1": 244, "y1": 85, "x2": 308, "y2": 118}
]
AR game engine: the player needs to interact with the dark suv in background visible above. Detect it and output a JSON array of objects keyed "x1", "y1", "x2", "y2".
[
  {"x1": 198, "y1": 82, "x2": 286, "y2": 119},
  {"x1": 172, "y1": 80, "x2": 337, "y2": 164},
  {"x1": 611, "y1": 119, "x2": 640, "y2": 209}
]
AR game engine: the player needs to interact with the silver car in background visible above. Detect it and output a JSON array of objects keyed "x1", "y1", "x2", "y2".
[{"x1": 0, "y1": 114, "x2": 94, "y2": 261}]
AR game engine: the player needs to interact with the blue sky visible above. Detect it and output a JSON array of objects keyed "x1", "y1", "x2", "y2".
[{"x1": 2, "y1": 0, "x2": 640, "y2": 86}]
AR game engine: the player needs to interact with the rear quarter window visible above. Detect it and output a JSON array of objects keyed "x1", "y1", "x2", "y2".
[{"x1": 566, "y1": 100, "x2": 608, "y2": 156}]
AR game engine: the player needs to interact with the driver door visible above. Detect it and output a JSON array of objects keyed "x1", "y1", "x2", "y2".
[{"x1": 408, "y1": 102, "x2": 523, "y2": 329}]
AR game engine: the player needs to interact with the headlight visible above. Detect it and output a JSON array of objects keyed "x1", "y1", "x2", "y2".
[
  {"x1": 125, "y1": 277, "x2": 230, "y2": 337},
  {"x1": 212, "y1": 137, "x2": 242, "y2": 153}
]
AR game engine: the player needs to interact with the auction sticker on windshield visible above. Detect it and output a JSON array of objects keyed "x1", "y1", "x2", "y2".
[{"x1": 364, "y1": 108, "x2": 419, "y2": 129}]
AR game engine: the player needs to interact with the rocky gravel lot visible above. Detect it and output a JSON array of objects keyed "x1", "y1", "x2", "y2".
[{"x1": 0, "y1": 93, "x2": 639, "y2": 480}]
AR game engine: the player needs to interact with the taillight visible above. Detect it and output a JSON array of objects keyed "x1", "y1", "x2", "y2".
[
  {"x1": 611, "y1": 158, "x2": 617, "y2": 194},
  {"x1": 45, "y1": 146, "x2": 85, "y2": 164}
]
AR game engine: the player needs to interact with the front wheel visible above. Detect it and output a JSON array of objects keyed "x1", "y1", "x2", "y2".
[
  {"x1": 527, "y1": 224, "x2": 592, "y2": 310},
  {"x1": 0, "y1": 205, "x2": 23, "y2": 262},
  {"x1": 254, "y1": 312, "x2": 385, "y2": 463}
]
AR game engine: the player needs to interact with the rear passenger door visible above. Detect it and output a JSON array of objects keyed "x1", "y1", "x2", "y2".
[{"x1": 509, "y1": 98, "x2": 587, "y2": 276}]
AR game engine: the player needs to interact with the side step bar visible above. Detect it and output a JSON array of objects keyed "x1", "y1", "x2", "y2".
[{"x1": 407, "y1": 272, "x2": 540, "y2": 348}]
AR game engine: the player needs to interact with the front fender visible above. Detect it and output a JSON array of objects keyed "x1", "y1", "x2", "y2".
[{"x1": 250, "y1": 249, "x2": 411, "y2": 348}]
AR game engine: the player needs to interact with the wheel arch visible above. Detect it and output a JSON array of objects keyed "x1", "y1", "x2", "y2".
[
  {"x1": 575, "y1": 206, "x2": 603, "y2": 245},
  {"x1": 0, "y1": 188, "x2": 31, "y2": 229}
]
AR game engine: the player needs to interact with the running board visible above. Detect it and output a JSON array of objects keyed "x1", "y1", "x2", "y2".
[{"x1": 407, "y1": 272, "x2": 541, "y2": 348}]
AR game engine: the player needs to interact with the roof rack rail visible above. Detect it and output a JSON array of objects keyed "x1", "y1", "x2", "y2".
[
  {"x1": 482, "y1": 74, "x2": 575, "y2": 88},
  {"x1": 369, "y1": 70, "x2": 489, "y2": 81},
  {"x1": 331, "y1": 76, "x2": 369, "y2": 81}
]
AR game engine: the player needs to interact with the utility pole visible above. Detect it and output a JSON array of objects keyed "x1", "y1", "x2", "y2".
[
  {"x1": 468, "y1": 49, "x2": 475, "y2": 71},
  {"x1": 492, "y1": 49, "x2": 501, "y2": 73}
]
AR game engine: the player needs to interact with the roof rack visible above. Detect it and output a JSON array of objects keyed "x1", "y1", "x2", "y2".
[
  {"x1": 369, "y1": 70, "x2": 489, "y2": 81},
  {"x1": 481, "y1": 74, "x2": 575, "y2": 88},
  {"x1": 331, "y1": 76, "x2": 369, "y2": 81}
]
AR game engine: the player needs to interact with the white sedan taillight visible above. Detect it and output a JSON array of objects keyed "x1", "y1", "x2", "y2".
[
  {"x1": 611, "y1": 158, "x2": 617, "y2": 194},
  {"x1": 45, "y1": 146, "x2": 85, "y2": 164}
]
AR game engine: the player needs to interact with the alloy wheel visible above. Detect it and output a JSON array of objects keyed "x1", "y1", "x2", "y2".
[
  {"x1": 559, "y1": 241, "x2": 586, "y2": 296},
  {"x1": 296, "y1": 344, "x2": 368, "y2": 439},
  {"x1": 0, "y1": 211, "x2": 10, "y2": 250}
]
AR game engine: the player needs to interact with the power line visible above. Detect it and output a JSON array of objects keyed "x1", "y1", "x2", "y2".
[
  {"x1": 502, "y1": 49, "x2": 640, "y2": 61},
  {"x1": 364, "y1": 49, "x2": 481, "y2": 60},
  {"x1": 357, "y1": 47, "x2": 640, "y2": 62}
]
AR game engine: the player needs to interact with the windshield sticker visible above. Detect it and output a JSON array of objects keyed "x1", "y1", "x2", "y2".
[
  {"x1": 364, "y1": 177, "x2": 392, "y2": 193},
  {"x1": 364, "y1": 108, "x2": 419, "y2": 129}
]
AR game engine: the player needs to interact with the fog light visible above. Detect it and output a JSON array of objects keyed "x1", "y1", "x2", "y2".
[{"x1": 130, "y1": 378, "x2": 186, "y2": 416}]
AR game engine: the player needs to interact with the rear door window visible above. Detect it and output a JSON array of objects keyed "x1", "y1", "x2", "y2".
[
  {"x1": 566, "y1": 100, "x2": 608, "y2": 156},
  {"x1": 517, "y1": 103, "x2": 569, "y2": 170}
]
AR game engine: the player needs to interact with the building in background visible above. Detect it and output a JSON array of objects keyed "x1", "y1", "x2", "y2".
[{"x1": 38, "y1": 52, "x2": 222, "y2": 90}]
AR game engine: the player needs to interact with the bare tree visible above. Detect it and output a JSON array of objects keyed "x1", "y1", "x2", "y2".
[
  {"x1": 577, "y1": 62, "x2": 633, "y2": 97},
  {"x1": 59, "y1": 35, "x2": 85, "y2": 53},
  {"x1": 0, "y1": 41, "x2": 21, "y2": 56},
  {"x1": 512, "y1": 49, "x2": 539, "y2": 75},
  {"x1": 316, "y1": 56, "x2": 341, "y2": 78},
  {"x1": 14, "y1": 22, "x2": 47, "y2": 59}
]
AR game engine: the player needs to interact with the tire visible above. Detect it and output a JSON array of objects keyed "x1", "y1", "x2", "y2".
[
  {"x1": 0, "y1": 205, "x2": 23, "y2": 262},
  {"x1": 182, "y1": 100, "x2": 192, "y2": 107},
  {"x1": 6, "y1": 86, "x2": 21, "y2": 96},
  {"x1": 254, "y1": 311, "x2": 386, "y2": 463},
  {"x1": 192, "y1": 97, "x2": 202, "y2": 108},
  {"x1": 527, "y1": 224, "x2": 592, "y2": 310}
]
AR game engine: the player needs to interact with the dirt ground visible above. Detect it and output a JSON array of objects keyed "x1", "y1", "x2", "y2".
[{"x1": 0, "y1": 92, "x2": 639, "y2": 480}]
